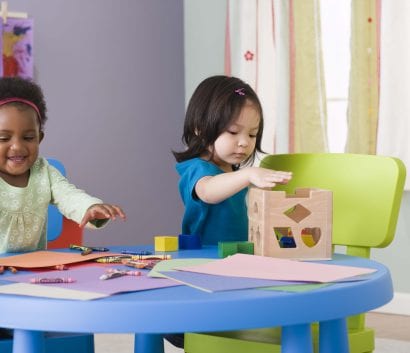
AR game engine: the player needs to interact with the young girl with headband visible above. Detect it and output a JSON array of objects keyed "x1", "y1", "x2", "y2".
[
  {"x1": 173, "y1": 75, "x2": 292, "y2": 246},
  {"x1": 0, "y1": 77, "x2": 126, "y2": 254}
]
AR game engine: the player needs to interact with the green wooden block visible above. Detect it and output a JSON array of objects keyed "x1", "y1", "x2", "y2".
[
  {"x1": 218, "y1": 242, "x2": 239, "y2": 258},
  {"x1": 218, "y1": 241, "x2": 255, "y2": 258},
  {"x1": 237, "y1": 242, "x2": 254, "y2": 254}
]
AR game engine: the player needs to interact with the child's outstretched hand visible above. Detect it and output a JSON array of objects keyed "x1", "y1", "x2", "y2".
[
  {"x1": 79, "y1": 204, "x2": 126, "y2": 228},
  {"x1": 248, "y1": 167, "x2": 292, "y2": 189}
]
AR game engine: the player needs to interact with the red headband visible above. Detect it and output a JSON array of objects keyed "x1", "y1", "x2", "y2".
[{"x1": 0, "y1": 98, "x2": 42, "y2": 127}]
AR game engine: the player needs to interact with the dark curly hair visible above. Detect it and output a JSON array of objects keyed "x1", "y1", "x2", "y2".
[
  {"x1": 0, "y1": 77, "x2": 47, "y2": 131},
  {"x1": 173, "y1": 75, "x2": 264, "y2": 167}
]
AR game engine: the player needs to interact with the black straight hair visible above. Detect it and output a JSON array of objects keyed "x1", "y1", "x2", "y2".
[{"x1": 173, "y1": 75, "x2": 264, "y2": 167}]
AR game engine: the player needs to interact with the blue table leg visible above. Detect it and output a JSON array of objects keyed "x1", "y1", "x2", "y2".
[
  {"x1": 319, "y1": 318, "x2": 348, "y2": 353},
  {"x1": 281, "y1": 324, "x2": 313, "y2": 353},
  {"x1": 134, "y1": 334, "x2": 164, "y2": 353},
  {"x1": 13, "y1": 330, "x2": 45, "y2": 353}
]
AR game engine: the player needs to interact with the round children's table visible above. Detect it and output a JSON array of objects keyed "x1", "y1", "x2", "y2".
[{"x1": 0, "y1": 246, "x2": 393, "y2": 353}]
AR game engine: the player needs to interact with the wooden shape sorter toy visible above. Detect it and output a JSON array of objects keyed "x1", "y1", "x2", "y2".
[{"x1": 248, "y1": 187, "x2": 333, "y2": 260}]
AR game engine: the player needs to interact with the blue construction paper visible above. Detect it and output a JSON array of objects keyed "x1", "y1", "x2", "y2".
[{"x1": 159, "y1": 270, "x2": 305, "y2": 292}]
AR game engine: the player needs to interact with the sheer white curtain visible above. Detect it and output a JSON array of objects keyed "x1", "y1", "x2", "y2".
[
  {"x1": 377, "y1": 0, "x2": 410, "y2": 190},
  {"x1": 225, "y1": 0, "x2": 277, "y2": 155},
  {"x1": 225, "y1": 0, "x2": 327, "y2": 156}
]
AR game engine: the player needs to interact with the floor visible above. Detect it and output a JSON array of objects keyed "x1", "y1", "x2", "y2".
[
  {"x1": 94, "y1": 312, "x2": 410, "y2": 353},
  {"x1": 366, "y1": 312, "x2": 410, "y2": 341}
]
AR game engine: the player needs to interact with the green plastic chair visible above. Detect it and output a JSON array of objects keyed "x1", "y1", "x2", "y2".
[{"x1": 185, "y1": 153, "x2": 406, "y2": 353}]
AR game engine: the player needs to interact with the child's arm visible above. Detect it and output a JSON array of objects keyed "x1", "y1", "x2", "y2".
[
  {"x1": 47, "y1": 161, "x2": 125, "y2": 228},
  {"x1": 195, "y1": 167, "x2": 292, "y2": 204},
  {"x1": 79, "y1": 204, "x2": 126, "y2": 228}
]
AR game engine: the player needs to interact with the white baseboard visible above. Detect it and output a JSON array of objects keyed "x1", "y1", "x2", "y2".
[{"x1": 372, "y1": 292, "x2": 410, "y2": 316}]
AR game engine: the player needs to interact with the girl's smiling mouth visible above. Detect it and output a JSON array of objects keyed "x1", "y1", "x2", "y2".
[{"x1": 7, "y1": 156, "x2": 27, "y2": 163}]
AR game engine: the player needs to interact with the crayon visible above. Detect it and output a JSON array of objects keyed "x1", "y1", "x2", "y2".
[
  {"x1": 106, "y1": 268, "x2": 141, "y2": 276},
  {"x1": 69, "y1": 244, "x2": 110, "y2": 254},
  {"x1": 99, "y1": 271, "x2": 126, "y2": 280},
  {"x1": 100, "y1": 269, "x2": 141, "y2": 280},
  {"x1": 122, "y1": 259, "x2": 160, "y2": 270},
  {"x1": 8, "y1": 266, "x2": 18, "y2": 273},
  {"x1": 121, "y1": 259, "x2": 150, "y2": 269},
  {"x1": 55, "y1": 264, "x2": 69, "y2": 271},
  {"x1": 30, "y1": 277, "x2": 76, "y2": 284},
  {"x1": 130, "y1": 254, "x2": 171, "y2": 261},
  {"x1": 90, "y1": 246, "x2": 109, "y2": 252},
  {"x1": 121, "y1": 250, "x2": 152, "y2": 256},
  {"x1": 69, "y1": 244, "x2": 93, "y2": 255},
  {"x1": 95, "y1": 256, "x2": 131, "y2": 263},
  {"x1": 0, "y1": 266, "x2": 4, "y2": 274}
]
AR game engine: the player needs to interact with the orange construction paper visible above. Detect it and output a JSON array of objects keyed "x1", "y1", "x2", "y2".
[{"x1": 0, "y1": 251, "x2": 123, "y2": 269}]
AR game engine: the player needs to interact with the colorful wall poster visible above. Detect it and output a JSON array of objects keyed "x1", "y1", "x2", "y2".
[{"x1": 2, "y1": 17, "x2": 33, "y2": 78}]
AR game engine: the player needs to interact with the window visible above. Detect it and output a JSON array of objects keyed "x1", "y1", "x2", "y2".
[{"x1": 320, "y1": 1, "x2": 351, "y2": 152}]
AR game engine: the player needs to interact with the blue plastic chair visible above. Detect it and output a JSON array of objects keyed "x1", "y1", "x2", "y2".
[
  {"x1": 47, "y1": 158, "x2": 66, "y2": 242},
  {"x1": 0, "y1": 158, "x2": 94, "y2": 353}
]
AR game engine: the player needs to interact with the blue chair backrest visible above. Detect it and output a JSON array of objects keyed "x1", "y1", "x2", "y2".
[{"x1": 46, "y1": 158, "x2": 66, "y2": 242}]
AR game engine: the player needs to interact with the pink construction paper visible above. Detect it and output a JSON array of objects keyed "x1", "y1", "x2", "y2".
[
  {"x1": 174, "y1": 253, "x2": 376, "y2": 283},
  {"x1": 5, "y1": 266, "x2": 181, "y2": 295}
]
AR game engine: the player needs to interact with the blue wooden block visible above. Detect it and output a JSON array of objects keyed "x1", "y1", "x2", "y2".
[
  {"x1": 179, "y1": 234, "x2": 202, "y2": 249},
  {"x1": 280, "y1": 236, "x2": 296, "y2": 248}
]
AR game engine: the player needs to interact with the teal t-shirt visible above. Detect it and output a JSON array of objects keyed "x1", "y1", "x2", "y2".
[{"x1": 176, "y1": 158, "x2": 248, "y2": 245}]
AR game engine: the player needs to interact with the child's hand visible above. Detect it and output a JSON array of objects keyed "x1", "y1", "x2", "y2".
[
  {"x1": 248, "y1": 167, "x2": 292, "y2": 189},
  {"x1": 79, "y1": 204, "x2": 126, "y2": 228}
]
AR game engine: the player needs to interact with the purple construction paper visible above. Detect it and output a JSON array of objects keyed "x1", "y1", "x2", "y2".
[
  {"x1": 159, "y1": 270, "x2": 304, "y2": 292},
  {"x1": 5, "y1": 266, "x2": 181, "y2": 295}
]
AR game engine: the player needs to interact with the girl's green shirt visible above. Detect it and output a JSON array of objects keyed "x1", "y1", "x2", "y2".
[{"x1": 0, "y1": 157, "x2": 104, "y2": 253}]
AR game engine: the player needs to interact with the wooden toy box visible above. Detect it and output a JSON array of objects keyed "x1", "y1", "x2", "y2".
[{"x1": 248, "y1": 187, "x2": 332, "y2": 260}]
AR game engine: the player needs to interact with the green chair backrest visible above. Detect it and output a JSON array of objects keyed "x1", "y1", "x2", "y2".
[{"x1": 260, "y1": 153, "x2": 406, "y2": 258}]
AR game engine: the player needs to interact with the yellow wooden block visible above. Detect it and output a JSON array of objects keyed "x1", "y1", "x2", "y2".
[
  {"x1": 154, "y1": 236, "x2": 178, "y2": 252},
  {"x1": 301, "y1": 233, "x2": 316, "y2": 247}
]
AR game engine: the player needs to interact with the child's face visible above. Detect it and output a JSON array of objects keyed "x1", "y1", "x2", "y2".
[
  {"x1": 0, "y1": 105, "x2": 43, "y2": 186},
  {"x1": 211, "y1": 103, "x2": 260, "y2": 172}
]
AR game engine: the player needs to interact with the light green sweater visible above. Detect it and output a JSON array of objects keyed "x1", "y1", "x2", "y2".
[{"x1": 0, "y1": 157, "x2": 104, "y2": 253}]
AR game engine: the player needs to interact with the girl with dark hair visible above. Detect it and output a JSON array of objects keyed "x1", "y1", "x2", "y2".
[{"x1": 173, "y1": 75, "x2": 292, "y2": 246}]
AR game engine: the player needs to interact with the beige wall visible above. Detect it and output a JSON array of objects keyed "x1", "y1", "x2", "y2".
[{"x1": 184, "y1": 0, "x2": 410, "y2": 306}]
